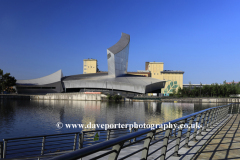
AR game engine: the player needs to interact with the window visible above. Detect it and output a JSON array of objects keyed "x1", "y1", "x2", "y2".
[
  {"x1": 84, "y1": 68, "x2": 86, "y2": 70},
  {"x1": 17, "y1": 87, "x2": 55, "y2": 89},
  {"x1": 107, "y1": 53, "x2": 111, "y2": 59}
]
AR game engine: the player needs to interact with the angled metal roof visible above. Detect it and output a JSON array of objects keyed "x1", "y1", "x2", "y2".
[
  {"x1": 107, "y1": 33, "x2": 130, "y2": 54},
  {"x1": 16, "y1": 70, "x2": 63, "y2": 85}
]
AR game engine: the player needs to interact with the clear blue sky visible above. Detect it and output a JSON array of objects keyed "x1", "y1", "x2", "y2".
[{"x1": 1, "y1": 0, "x2": 240, "y2": 84}]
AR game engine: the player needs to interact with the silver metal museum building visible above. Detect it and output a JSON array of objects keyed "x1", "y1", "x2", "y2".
[{"x1": 16, "y1": 33, "x2": 166, "y2": 95}]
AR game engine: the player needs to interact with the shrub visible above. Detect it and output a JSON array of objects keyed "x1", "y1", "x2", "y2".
[
  {"x1": 107, "y1": 94, "x2": 112, "y2": 100},
  {"x1": 112, "y1": 95, "x2": 122, "y2": 101}
]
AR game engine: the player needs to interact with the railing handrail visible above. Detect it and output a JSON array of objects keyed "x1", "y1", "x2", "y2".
[
  {"x1": 51, "y1": 104, "x2": 231, "y2": 160},
  {"x1": 3, "y1": 132, "x2": 81, "y2": 141}
]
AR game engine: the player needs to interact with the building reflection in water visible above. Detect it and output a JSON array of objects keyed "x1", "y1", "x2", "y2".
[
  {"x1": 145, "y1": 102, "x2": 194, "y2": 125},
  {"x1": 0, "y1": 99, "x2": 231, "y2": 140}
]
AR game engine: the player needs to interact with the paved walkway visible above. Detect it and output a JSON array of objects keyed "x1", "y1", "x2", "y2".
[
  {"x1": 193, "y1": 114, "x2": 240, "y2": 160},
  {"x1": 80, "y1": 114, "x2": 233, "y2": 160}
]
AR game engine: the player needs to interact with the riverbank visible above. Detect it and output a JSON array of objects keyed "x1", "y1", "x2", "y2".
[
  {"x1": 0, "y1": 93, "x2": 161, "y2": 102},
  {"x1": 0, "y1": 94, "x2": 30, "y2": 99},
  {"x1": 30, "y1": 93, "x2": 103, "y2": 101},
  {"x1": 162, "y1": 97, "x2": 240, "y2": 103},
  {"x1": 1, "y1": 94, "x2": 240, "y2": 103}
]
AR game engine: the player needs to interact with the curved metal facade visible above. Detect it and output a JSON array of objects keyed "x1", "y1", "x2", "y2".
[
  {"x1": 107, "y1": 33, "x2": 130, "y2": 77},
  {"x1": 62, "y1": 73, "x2": 165, "y2": 94},
  {"x1": 16, "y1": 70, "x2": 63, "y2": 94},
  {"x1": 17, "y1": 70, "x2": 63, "y2": 85}
]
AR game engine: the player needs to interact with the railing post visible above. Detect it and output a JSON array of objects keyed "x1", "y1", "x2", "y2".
[
  {"x1": 202, "y1": 111, "x2": 210, "y2": 132},
  {"x1": 218, "y1": 105, "x2": 228, "y2": 121},
  {"x1": 215, "y1": 105, "x2": 221, "y2": 117},
  {"x1": 129, "y1": 128, "x2": 133, "y2": 143},
  {"x1": 221, "y1": 106, "x2": 227, "y2": 119},
  {"x1": 206, "y1": 109, "x2": 214, "y2": 130},
  {"x1": 227, "y1": 104, "x2": 231, "y2": 115},
  {"x1": 171, "y1": 125, "x2": 177, "y2": 138},
  {"x1": 159, "y1": 128, "x2": 172, "y2": 160},
  {"x1": 80, "y1": 132, "x2": 84, "y2": 149},
  {"x1": 218, "y1": 107, "x2": 223, "y2": 121},
  {"x1": 231, "y1": 104, "x2": 233, "y2": 114},
  {"x1": 73, "y1": 133, "x2": 78, "y2": 151},
  {"x1": 225, "y1": 105, "x2": 230, "y2": 117},
  {"x1": 133, "y1": 128, "x2": 138, "y2": 142},
  {"x1": 209, "y1": 109, "x2": 214, "y2": 126},
  {"x1": 198, "y1": 112, "x2": 206, "y2": 136},
  {"x1": 210, "y1": 108, "x2": 217, "y2": 127},
  {"x1": 192, "y1": 113, "x2": 202, "y2": 141},
  {"x1": 107, "y1": 129, "x2": 111, "y2": 140},
  {"x1": 184, "y1": 117, "x2": 194, "y2": 148},
  {"x1": 108, "y1": 142, "x2": 124, "y2": 160},
  {"x1": 214, "y1": 107, "x2": 221, "y2": 124},
  {"x1": 173, "y1": 120, "x2": 185, "y2": 156},
  {"x1": 238, "y1": 104, "x2": 240, "y2": 114},
  {"x1": 3, "y1": 140, "x2": 7, "y2": 159},
  {"x1": 221, "y1": 106, "x2": 226, "y2": 118},
  {"x1": 152, "y1": 129, "x2": 156, "y2": 140},
  {"x1": 78, "y1": 133, "x2": 81, "y2": 149},
  {"x1": 41, "y1": 136, "x2": 46, "y2": 155},
  {"x1": 0, "y1": 141, "x2": 3, "y2": 159},
  {"x1": 141, "y1": 130, "x2": 155, "y2": 159}
]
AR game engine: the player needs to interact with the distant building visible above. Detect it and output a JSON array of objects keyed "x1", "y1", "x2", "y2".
[
  {"x1": 183, "y1": 84, "x2": 215, "y2": 89},
  {"x1": 83, "y1": 59, "x2": 97, "y2": 74},
  {"x1": 146, "y1": 62, "x2": 184, "y2": 95},
  {"x1": 226, "y1": 82, "x2": 239, "y2": 84}
]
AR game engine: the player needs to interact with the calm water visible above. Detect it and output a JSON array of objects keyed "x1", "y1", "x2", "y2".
[{"x1": 0, "y1": 99, "x2": 228, "y2": 140}]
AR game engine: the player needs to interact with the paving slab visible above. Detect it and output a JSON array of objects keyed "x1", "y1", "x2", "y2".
[{"x1": 193, "y1": 114, "x2": 240, "y2": 160}]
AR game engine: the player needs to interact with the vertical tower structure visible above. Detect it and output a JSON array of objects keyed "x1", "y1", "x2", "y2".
[{"x1": 107, "y1": 33, "x2": 130, "y2": 77}]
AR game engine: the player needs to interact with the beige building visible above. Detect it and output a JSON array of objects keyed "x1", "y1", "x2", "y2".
[
  {"x1": 146, "y1": 62, "x2": 184, "y2": 95},
  {"x1": 83, "y1": 59, "x2": 98, "y2": 74}
]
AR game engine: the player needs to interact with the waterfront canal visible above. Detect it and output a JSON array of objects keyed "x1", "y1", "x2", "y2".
[{"x1": 0, "y1": 99, "x2": 228, "y2": 140}]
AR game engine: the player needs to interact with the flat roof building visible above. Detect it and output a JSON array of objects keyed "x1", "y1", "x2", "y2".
[
  {"x1": 145, "y1": 62, "x2": 184, "y2": 95},
  {"x1": 83, "y1": 59, "x2": 98, "y2": 74}
]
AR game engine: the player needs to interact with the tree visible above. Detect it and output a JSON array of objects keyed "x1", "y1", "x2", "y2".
[
  {"x1": 97, "y1": 65, "x2": 100, "y2": 72},
  {"x1": 172, "y1": 88, "x2": 176, "y2": 96},
  {"x1": 0, "y1": 69, "x2": 16, "y2": 93},
  {"x1": 177, "y1": 86, "x2": 182, "y2": 95},
  {"x1": 189, "y1": 81, "x2": 192, "y2": 90}
]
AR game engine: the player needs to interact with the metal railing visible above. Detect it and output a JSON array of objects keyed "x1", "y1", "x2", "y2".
[
  {"x1": 0, "y1": 128, "x2": 136, "y2": 159},
  {"x1": 0, "y1": 132, "x2": 80, "y2": 159},
  {"x1": 50, "y1": 103, "x2": 237, "y2": 160}
]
